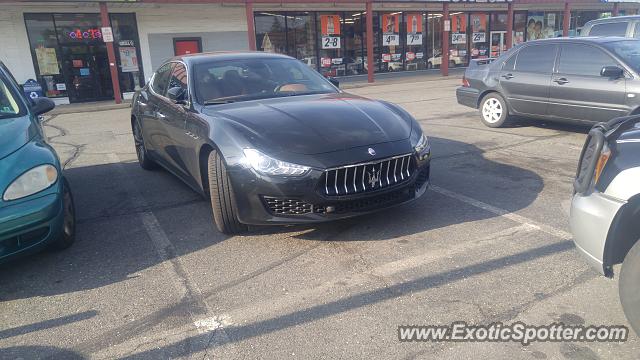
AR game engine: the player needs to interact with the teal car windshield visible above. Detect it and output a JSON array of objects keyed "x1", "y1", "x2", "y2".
[{"x1": 0, "y1": 74, "x2": 26, "y2": 120}]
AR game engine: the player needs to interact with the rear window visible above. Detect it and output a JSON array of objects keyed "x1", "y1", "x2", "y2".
[
  {"x1": 589, "y1": 22, "x2": 628, "y2": 36},
  {"x1": 514, "y1": 44, "x2": 556, "y2": 74}
]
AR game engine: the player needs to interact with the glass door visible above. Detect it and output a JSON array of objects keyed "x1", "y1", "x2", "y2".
[
  {"x1": 490, "y1": 31, "x2": 507, "y2": 58},
  {"x1": 60, "y1": 44, "x2": 113, "y2": 102}
]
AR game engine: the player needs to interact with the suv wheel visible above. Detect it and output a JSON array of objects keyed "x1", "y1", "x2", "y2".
[
  {"x1": 207, "y1": 150, "x2": 248, "y2": 235},
  {"x1": 620, "y1": 239, "x2": 640, "y2": 334},
  {"x1": 480, "y1": 93, "x2": 510, "y2": 128}
]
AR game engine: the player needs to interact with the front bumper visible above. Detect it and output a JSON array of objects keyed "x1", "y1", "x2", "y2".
[
  {"x1": 229, "y1": 156, "x2": 430, "y2": 225},
  {"x1": 456, "y1": 87, "x2": 480, "y2": 109},
  {"x1": 570, "y1": 191, "x2": 625, "y2": 275},
  {"x1": 0, "y1": 191, "x2": 64, "y2": 262}
]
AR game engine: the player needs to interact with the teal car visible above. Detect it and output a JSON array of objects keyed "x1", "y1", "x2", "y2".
[{"x1": 0, "y1": 62, "x2": 75, "y2": 263}]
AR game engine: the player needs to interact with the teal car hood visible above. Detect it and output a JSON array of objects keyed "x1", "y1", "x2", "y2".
[{"x1": 0, "y1": 116, "x2": 38, "y2": 160}]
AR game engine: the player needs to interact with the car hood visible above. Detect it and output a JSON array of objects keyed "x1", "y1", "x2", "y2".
[
  {"x1": 202, "y1": 93, "x2": 412, "y2": 155},
  {"x1": 0, "y1": 116, "x2": 37, "y2": 160}
]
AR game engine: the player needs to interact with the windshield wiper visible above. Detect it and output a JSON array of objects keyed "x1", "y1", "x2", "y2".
[{"x1": 203, "y1": 99, "x2": 235, "y2": 105}]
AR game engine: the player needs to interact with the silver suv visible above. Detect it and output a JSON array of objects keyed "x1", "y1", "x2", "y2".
[
  {"x1": 581, "y1": 15, "x2": 640, "y2": 37},
  {"x1": 570, "y1": 116, "x2": 640, "y2": 334}
]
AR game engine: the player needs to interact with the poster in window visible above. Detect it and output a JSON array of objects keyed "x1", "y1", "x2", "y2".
[
  {"x1": 382, "y1": 14, "x2": 400, "y2": 34},
  {"x1": 470, "y1": 13, "x2": 487, "y2": 43},
  {"x1": 451, "y1": 14, "x2": 467, "y2": 34},
  {"x1": 35, "y1": 48, "x2": 60, "y2": 75},
  {"x1": 406, "y1": 13, "x2": 423, "y2": 45},
  {"x1": 119, "y1": 46, "x2": 139, "y2": 72},
  {"x1": 321, "y1": 15, "x2": 341, "y2": 35}
]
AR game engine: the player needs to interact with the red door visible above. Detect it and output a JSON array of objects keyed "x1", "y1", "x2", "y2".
[{"x1": 174, "y1": 39, "x2": 201, "y2": 56}]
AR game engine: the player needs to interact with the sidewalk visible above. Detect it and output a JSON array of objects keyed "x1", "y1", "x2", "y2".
[{"x1": 50, "y1": 68, "x2": 464, "y2": 114}]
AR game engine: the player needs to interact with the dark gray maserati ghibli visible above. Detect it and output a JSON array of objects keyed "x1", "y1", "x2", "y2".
[{"x1": 131, "y1": 52, "x2": 431, "y2": 234}]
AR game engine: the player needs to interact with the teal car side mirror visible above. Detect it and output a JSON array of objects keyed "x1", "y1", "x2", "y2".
[{"x1": 31, "y1": 97, "x2": 55, "y2": 116}]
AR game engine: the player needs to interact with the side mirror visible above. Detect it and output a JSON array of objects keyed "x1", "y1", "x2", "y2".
[
  {"x1": 167, "y1": 86, "x2": 188, "y2": 104},
  {"x1": 328, "y1": 77, "x2": 340, "y2": 88},
  {"x1": 601, "y1": 66, "x2": 624, "y2": 79},
  {"x1": 31, "y1": 97, "x2": 55, "y2": 116}
]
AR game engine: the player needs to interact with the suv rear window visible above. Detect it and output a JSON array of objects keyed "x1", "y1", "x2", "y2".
[{"x1": 589, "y1": 22, "x2": 628, "y2": 36}]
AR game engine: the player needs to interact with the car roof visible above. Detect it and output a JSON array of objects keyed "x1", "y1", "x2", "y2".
[
  {"x1": 587, "y1": 15, "x2": 640, "y2": 24},
  {"x1": 166, "y1": 51, "x2": 293, "y2": 65},
  {"x1": 522, "y1": 36, "x2": 636, "y2": 45}
]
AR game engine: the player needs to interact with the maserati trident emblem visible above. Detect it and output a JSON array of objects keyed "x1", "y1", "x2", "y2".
[
  {"x1": 368, "y1": 148, "x2": 376, "y2": 156},
  {"x1": 367, "y1": 169, "x2": 381, "y2": 187}
]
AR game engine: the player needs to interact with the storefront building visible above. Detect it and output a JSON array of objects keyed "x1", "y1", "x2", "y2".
[{"x1": 0, "y1": 0, "x2": 638, "y2": 104}]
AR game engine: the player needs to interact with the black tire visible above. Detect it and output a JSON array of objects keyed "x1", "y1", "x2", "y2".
[
  {"x1": 479, "y1": 93, "x2": 510, "y2": 128},
  {"x1": 49, "y1": 177, "x2": 76, "y2": 251},
  {"x1": 207, "y1": 150, "x2": 247, "y2": 235},
  {"x1": 132, "y1": 119, "x2": 157, "y2": 170},
  {"x1": 620, "y1": 239, "x2": 640, "y2": 335}
]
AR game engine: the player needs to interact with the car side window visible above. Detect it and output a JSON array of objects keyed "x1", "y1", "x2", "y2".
[
  {"x1": 503, "y1": 53, "x2": 517, "y2": 71},
  {"x1": 558, "y1": 44, "x2": 618, "y2": 77},
  {"x1": 634, "y1": 23, "x2": 640, "y2": 38},
  {"x1": 151, "y1": 63, "x2": 174, "y2": 96},
  {"x1": 514, "y1": 44, "x2": 556, "y2": 74},
  {"x1": 589, "y1": 22, "x2": 628, "y2": 37},
  {"x1": 167, "y1": 63, "x2": 188, "y2": 96}
]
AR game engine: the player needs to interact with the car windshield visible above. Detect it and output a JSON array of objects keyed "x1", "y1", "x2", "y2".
[
  {"x1": 0, "y1": 73, "x2": 25, "y2": 120},
  {"x1": 603, "y1": 40, "x2": 640, "y2": 73},
  {"x1": 193, "y1": 57, "x2": 338, "y2": 105}
]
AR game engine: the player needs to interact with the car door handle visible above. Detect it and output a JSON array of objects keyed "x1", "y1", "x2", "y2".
[
  {"x1": 554, "y1": 77, "x2": 569, "y2": 85},
  {"x1": 501, "y1": 73, "x2": 514, "y2": 80}
]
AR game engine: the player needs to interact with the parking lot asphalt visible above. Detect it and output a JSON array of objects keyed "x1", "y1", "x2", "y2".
[{"x1": 2, "y1": 77, "x2": 639, "y2": 359}]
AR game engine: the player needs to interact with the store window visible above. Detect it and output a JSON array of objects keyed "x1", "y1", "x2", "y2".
[
  {"x1": 24, "y1": 14, "x2": 67, "y2": 98},
  {"x1": 255, "y1": 13, "x2": 287, "y2": 54},
  {"x1": 426, "y1": 13, "x2": 443, "y2": 69},
  {"x1": 318, "y1": 13, "x2": 344, "y2": 76},
  {"x1": 490, "y1": 13, "x2": 508, "y2": 58},
  {"x1": 285, "y1": 12, "x2": 316, "y2": 68},
  {"x1": 526, "y1": 11, "x2": 564, "y2": 41},
  {"x1": 470, "y1": 13, "x2": 489, "y2": 60},
  {"x1": 343, "y1": 12, "x2": 366, "y2": 75},
  {"x1": 379, "y1": 12, "x2": 403, "y2": 72},
  {"x1": 405, "y1": 13, "x2": 427, "y2": 70},
  {"x1": 514, "y1": 12, "x2": 527, "y2": 45},
  {"x1": 111, "y1": 13, "x2": 144, "y2": 94},
  {"x1": 450, "y1": 12, "x2": 468, "y2": 67}
]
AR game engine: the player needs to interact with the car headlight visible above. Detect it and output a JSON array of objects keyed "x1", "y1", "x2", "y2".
[
  {"x1": 414, "y1": 133, "x2": 430, "y2": 159},
  {"x1": 243, "y1": 149, "x2": 310, "y2": 176},
  {"x1": 3, "y1": 165, "x2": 58, "y2": 201}
]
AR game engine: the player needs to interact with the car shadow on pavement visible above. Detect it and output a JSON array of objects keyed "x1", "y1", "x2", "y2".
[
  {"x1": 507, "y1": 117, "x2": 592, "y2": 134},
  {"x1": 0, "y1": 136, "x2": 543, "y2": 302}
]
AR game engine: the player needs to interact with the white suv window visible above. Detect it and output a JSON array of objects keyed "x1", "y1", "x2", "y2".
[{"x1": 589, "y1": 22, "x2": 628, "y2": 37}]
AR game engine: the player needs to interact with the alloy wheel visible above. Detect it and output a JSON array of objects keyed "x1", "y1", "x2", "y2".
[{"x1": 482, "y1": 98, "x2": 503, "y2": 124}]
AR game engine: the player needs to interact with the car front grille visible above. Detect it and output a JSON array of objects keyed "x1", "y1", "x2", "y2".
[
  {"x1": 321, "y1": 154, "x2": 415, "y2": 196},
  {"x1": 263, "y1": 197, "x2": 313, "y2": 215}
]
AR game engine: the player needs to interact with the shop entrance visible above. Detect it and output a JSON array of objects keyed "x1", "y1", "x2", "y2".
[
  {"x1": 60, "y1": 44, "x2": 114, "y2": 102},
  {"x1": 490, "y1": 31, "x2": 507, "y2": 58}
]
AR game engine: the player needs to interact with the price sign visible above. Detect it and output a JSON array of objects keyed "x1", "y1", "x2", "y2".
[
  {"x1": 382, "y1": 34, "x2": 399, "y2": 46},
  {"x1": 472, "y1": 32, "x2": 486, "y2": 43},
  {"x1": 407, "y1": 33, "x2": 422, "y2": 45},
  {"x1": 451, "y1": 33, "x2": 467, "y2": 45},
  {"x1": 321, "y1": 58, "x2": 332, "y2": 67},
  {"x1": 322, "y1": 36, "x2": 340, "y2": 49}
]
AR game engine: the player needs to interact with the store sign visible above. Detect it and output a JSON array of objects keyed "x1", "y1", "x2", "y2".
[
  {"x1": 68, "y1": 28, "x2": 102, "y2": 40},
  {"x1": 472, "y1": 32, "x2": 486, "y2": 43},
  {"x1": 406, "y1": 52, "x2": 416, "y2": 61},
  {"x1": 322, "y1": 36, "x2": 341, "y2": 49},
  {"x1": 382, "y1": 34, "x2": 399, "y2": 46},
  {"x1": 381, "y1": 53, "x2": 391, "y2": 63},
  {"x1": 320, "y1": 15, "x2": 341, "y2": 36},
  {"x1": 101, "y1": 27, "x2": 114, "y2": 42},
  {"x1": 119, "y1": 46, "x2": 139, "y2": 72},
  {"x1": 407, "y1": 33, "x2": 422, "y2": 45},
  {"x1": 451, "y1": 33, "x2": 467, "y2": 44},
  {"x1": 444, "y1": 20, "x2": 451, "y2": 32},
  {"x1": 321, "y1": 57, "x2": 332, "y2": 67}
]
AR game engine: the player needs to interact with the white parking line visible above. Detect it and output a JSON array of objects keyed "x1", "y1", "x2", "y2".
[
  {"x1": 430, "y1": 185, "x2": 572, "y2": 240},
  {"x1": 106, "y1": 153, "x2": 234, "y2": 352}
]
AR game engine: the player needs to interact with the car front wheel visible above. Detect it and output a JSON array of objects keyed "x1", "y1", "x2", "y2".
[
  {"x1": 620, "y1": 239, "x2": 640, "y2": 335},
  {"x1": 49, "y1": 177, "x2": 76, "y2": 250},
  {"x1": 480, "y1": 93, "x2": 510, "y2": 128},
  {"x1": 207, "y1": 150, "x2": 248, "y2": 235}
]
